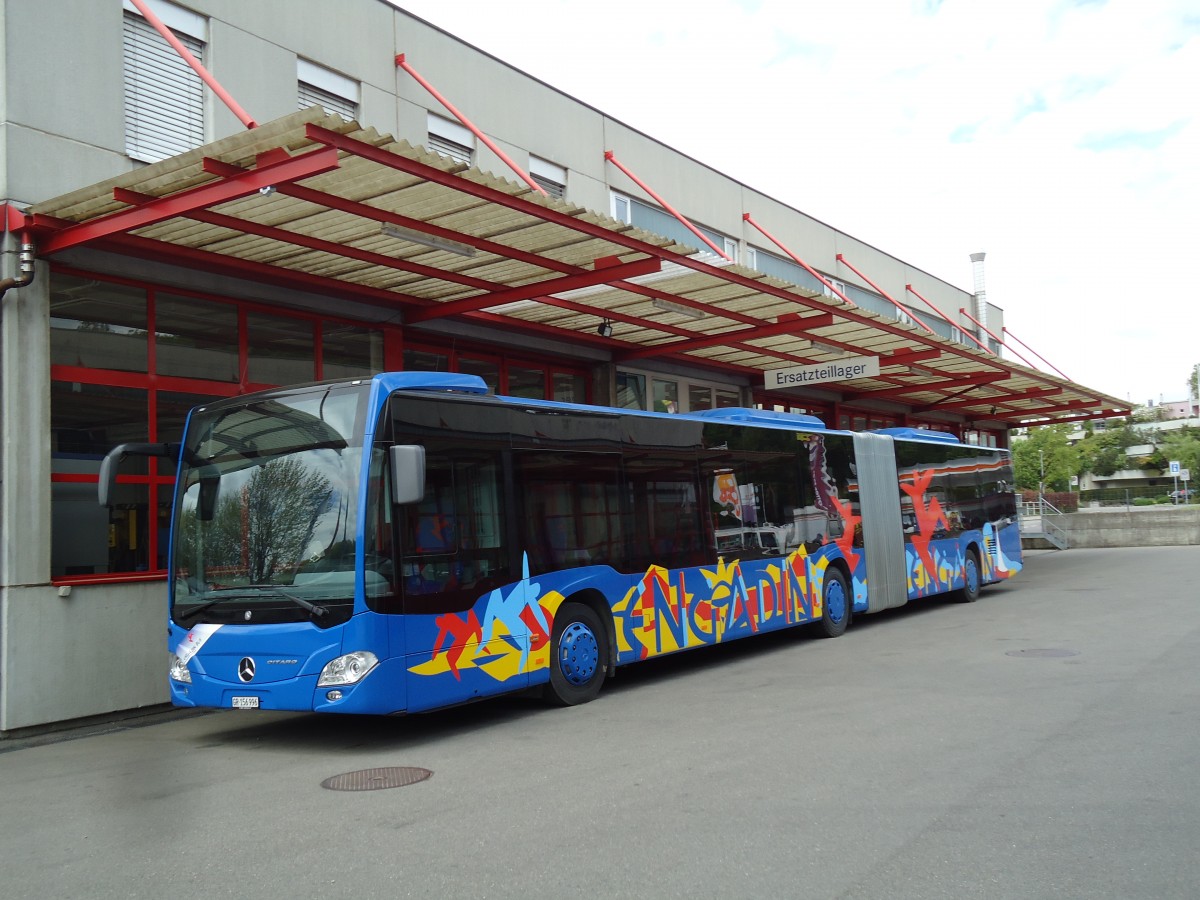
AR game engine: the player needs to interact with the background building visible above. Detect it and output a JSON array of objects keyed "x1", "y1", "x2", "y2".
[{"x1": 0, "y1": 0, "x2": 1125, "y2": 733}]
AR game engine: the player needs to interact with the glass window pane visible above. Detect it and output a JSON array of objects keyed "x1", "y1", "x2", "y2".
[
  {"x1": 404, "y1": 348, "x2": 449, "y2": 372},
  {"x1": 553, "y1": 372, "x2": 587, "y2": 404},
  {"x1": 688, "y1": 385, "x2": 713, "y2": 412},
  {"x1": 616, "y1": 371, "x2": 646, "y2": 410},
  {"x1": 715, "y1": 388, "x2": 740, "y2": 408},
  {"x1": 508, "y1": 366, "x2": 545, "y2": 400},
  {"x1": 323, "y1": 323, "x2": 383, "y2": 379},
  {"x1": 653, "y1": 379, "x2": 678, "y2": 414},
  {"x1": 52, "y1": 382, "x2": 148, "y2": 473},
  {"x1": 157, "y1": 391, "x2": 221, "y2": 444},
  {"x1": 247, "y1": 312, "x2": 315, "y2": 385},
  {"x1": 52, "y1": 480, "x2": 153, "y2": 576},
  {"x1": 459, "y1": 357, "x2": 500, "y2": 394},
  {"x1": 50, "y1": 274, "x2": 148, "y2": 372},
  {"x1": 156, "y1": 294, "x2": 239, "y2": 382}
]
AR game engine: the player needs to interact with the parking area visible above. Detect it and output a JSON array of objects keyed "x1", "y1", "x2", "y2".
[{"x1": 4, "y1": 545, "x2": 1200, "y2": 899}]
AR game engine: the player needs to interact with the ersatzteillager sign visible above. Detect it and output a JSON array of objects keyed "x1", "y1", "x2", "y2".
[{"x1": 764, "y1": 356, "x2": 880, "y2": 389}]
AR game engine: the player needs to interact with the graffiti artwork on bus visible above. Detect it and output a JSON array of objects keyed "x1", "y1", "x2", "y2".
[{"x1": 409, "y1": 542, "x2": 865, "y2": 685}]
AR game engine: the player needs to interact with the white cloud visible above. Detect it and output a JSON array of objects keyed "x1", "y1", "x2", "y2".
[{"x1": 395, "y1": 0, "x2": 1200, "y2": 406}]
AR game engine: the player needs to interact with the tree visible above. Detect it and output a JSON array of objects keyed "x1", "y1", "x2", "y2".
[
  {"x1": 182, "y1": 459, "x2": 334, "y2": 584},
  {"x1": 1012, "y1": 424, "x2": 1078, "y2": 492}
]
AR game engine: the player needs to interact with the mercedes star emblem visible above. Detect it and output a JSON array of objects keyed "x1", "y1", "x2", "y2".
[{"x1": 238, "y1": 657, "x2": 255, "y2": 682}]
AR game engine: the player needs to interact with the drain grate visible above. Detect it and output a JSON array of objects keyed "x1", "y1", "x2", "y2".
[
  {"x1": 321, "y1": 766, "x2": 433, "y2": 791},
  {"x1": 1005, "y1": 648, "x2": 1080, "y2": 658}
]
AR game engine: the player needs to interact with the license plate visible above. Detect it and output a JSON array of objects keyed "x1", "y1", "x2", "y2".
[{"x1": 231, "y1": 696, "x2": 259, "y2": 709}]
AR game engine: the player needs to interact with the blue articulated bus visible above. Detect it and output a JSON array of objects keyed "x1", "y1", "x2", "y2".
[{"x1": 100, "y1": 372, "x2": 1022, "y2": 714}]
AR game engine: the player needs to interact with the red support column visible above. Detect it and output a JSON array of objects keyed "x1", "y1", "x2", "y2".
[
  {"x1": 604, "y1": 151, "x2": 730, "y2": 260},
  {"x1": 128, "y1": 0, "x2": 258, "y2": 130},
  {"x1": 835, "y1": 253, "x2": 931, "y2": 332},
  {"x1": 396, "y1": 53, "x2": 548, "y2": 197},
  {"x1": 743, "y1": 214, "x2": 856, "y2": 307}
]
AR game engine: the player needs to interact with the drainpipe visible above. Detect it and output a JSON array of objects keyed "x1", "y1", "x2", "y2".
[{"x1": 0, "y1": 233, "x2": 36, "y2": 301}]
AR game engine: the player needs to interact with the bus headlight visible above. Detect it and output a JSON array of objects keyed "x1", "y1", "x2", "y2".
[
  {"x1": 169, "y1": 653, "x2": 192, "y2": 684},
  {"x1": 318, "y1": 651, "x2": 379, "y2": 686}
]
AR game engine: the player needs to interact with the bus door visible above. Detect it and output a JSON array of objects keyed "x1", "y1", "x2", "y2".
[{"x1": 398, "y1": 450, "x2": 521, "y2": 711}]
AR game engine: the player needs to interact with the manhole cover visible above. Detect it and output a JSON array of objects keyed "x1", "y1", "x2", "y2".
[
  {"x1": 321, "y1": 766, "x2": 433, "y2": 791},
  {"x1": 1005, "y1": 648, "x2": 1080, "y2": 658}
]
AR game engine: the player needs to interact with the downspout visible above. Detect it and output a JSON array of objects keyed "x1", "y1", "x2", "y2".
[{"x1": 0, "y1": 233, "x2": 36, "y2": 301}]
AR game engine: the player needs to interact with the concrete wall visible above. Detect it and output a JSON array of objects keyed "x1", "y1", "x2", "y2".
[{"x1": 1044, "y1": 508, "x2": 1200, "y2": 549}]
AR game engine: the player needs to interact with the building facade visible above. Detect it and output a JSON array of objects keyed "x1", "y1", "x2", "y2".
[{"x1": 0, "y1": 0, "x2": 1124, "y2": 733}]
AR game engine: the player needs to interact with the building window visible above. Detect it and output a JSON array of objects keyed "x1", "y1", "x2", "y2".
[
  {"x1": 611, "y1": 192, "x2": 632, "y2": 224},
  {"x1": 618, "y1": 369, "x2": 741, "y2": 413},
  {"x1": 529, "y1": 156, "x2": 567, "y2": 199},
  {"x1": 297, "y1": 59, "x2": 359, "y2": 119},
  {"x1": 123, "y1": 0, "x2": 207, "y2": 163},
  {"x1": 49, "y1": 268, "x2": 384, "y2": 581},
  {"x1": 427, "y1": 113, "x2": 473, "y2": 165}
]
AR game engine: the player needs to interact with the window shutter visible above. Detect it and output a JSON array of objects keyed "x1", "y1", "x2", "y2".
[
  {"x1": 123, "y1": 12, "x2": 206, "y2": 163},
  {"x1": 298, "y1": 82, "x2": 358, "y2": 120}
]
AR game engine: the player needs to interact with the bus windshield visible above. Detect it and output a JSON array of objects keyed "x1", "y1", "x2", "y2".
[{"x1": 171, "y1": 382, "x2": 371, "y2": 627}]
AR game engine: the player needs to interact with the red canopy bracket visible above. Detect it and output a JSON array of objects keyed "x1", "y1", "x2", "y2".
[
  {"x1": 40, "y1": 146, "x2": 340, "y2": 255},
  {"x1": 406, "y1": 256, "x2": 662, "y2": 324}
]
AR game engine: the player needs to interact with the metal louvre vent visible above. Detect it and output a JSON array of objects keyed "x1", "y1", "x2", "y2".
[
  {"x1": 123, "y1": 12, "x2": 206, "y2": 163},
  {"x1": 531, "y1": 173, "x2": 565, "y2": 199},
  {"x1": 427, "y1": 133, "x2": 473, "y2": 165},
  {"x1": 298, "y1": 82, "x2": 357, "y2": 120}
]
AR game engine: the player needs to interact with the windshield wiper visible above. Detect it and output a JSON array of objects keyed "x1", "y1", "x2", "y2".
[{"x1": 175, "y1": 585, "x2": 329, "y2": 624}]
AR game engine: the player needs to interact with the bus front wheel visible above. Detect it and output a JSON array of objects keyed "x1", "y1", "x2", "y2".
[
  {"x1": 815, "y1": 568, "x2": 850, "y2": 638},
  {"x1": 545, "y1": 602, "x2": 609, "y2": 706}
]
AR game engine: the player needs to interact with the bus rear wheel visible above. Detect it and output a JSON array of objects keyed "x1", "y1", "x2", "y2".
[
  {"x1": 545, "y1": 602, "x2": 609, "y2": 706},
  {"x1": 955, "y1": 548, "x2": 982, "y2": 603},
  {"x1": 815, "y1": 567, "x2": 850, "y2": 638}
]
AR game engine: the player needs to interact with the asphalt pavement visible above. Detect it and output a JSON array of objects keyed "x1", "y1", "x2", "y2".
[{"x1": 3, "y1": 545, "x2": 1199, "y2": 899}]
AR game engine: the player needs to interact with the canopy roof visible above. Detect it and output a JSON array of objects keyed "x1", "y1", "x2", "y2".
[{"x1": 20, "y1": 108, "x2": 1126, "y2": 427}]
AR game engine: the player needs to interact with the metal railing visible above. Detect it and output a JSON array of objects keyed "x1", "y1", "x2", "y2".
[{"x1": 1020, "y1": 495, "x2": 1069, "y2": 550}]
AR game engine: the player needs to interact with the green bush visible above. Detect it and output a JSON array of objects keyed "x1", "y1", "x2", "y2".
[{"x1": 1132, "y1": 497, "x2": 1157, "y2": 506}]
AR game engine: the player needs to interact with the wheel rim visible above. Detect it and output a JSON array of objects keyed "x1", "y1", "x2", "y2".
[
  {"x1": 965, "y1": 555, "x2": 980, "y2": 594},
  {"x1": 558, "y1": 621, "x2": 599, "y2": 686},
  {"x1": 825, "y1": 578, "x2": 847, "y2": 624}
]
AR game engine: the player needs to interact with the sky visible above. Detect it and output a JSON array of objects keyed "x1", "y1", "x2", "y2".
[{"x1": 394, "y1": 0, "x2": 1199, "y2": 409}]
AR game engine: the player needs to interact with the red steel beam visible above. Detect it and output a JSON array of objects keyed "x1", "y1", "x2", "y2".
[
  {"x1": 603, "y1": 151, "x2": 730, "y2": 260},
  {"x1": 128, "y1": 0, "x2": 258, "y2": 130},
  {"x1": 395, "y1": 53, "x2": 547, "y2": 197},
  {"x1": 617, "y1": 313, "x2": 837, "y2": 361},
  {"x1": 835, "y1": 253, "x2": 931, "y2": 333},
  {"x1": 199, "y1": 155, "x2": 829, "y2": 342},
  {"x1": 956, "y1": 306, "x2": 1040, "y2": 370},
  {"x1": 1003, "y1": 327, "x2": 1072, "y2": 381},
  {"x1": 306, "y1": 124, "x2": 999, "y2": 365},
  {"x1": 847, "y1": 372, "x2": 1007, "y2": 403},
  {"x1": 904, "y1": 283, "x2": 991, "y2": 353},
  {"x1": 406, "y1": 256, "x2": 662, "y2": 323},
  {"x1": 926, "y1": 386, "x2": 1063, "y2": 413},
  {"x1": 39, "y1": 147, "x2": 340, "y2": 255},
  {"x1": 743, "y1": 214, "x2": 855, "y2": 307},
  {"x1": 111, "y1": 187, "x2": 501, "y2": 290}
]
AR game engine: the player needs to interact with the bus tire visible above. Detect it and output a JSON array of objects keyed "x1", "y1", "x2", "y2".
[
  {"x1": 545, "y1": 602, "x2": 608, "y2": 706},
  {"x1": 955, "y1": 548, "x2": 982, "y2": 603},
  {"x1": 816, "y1": 567, "x2": 850, "y2": 638}
]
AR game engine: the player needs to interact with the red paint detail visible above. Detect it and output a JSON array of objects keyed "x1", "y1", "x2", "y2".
[
  {"x1": 900, "y1": 469, "x2": 948, "y2": 585},
  {"x1": 430, "y1": 610, "x2": 483, "y2": 681}
]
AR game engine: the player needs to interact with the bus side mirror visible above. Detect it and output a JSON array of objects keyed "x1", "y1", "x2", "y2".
[
  {"x1": 98, "y1": 442, "x2": 178, "y2": 507},
  {"x1": 390, "y1": 444, "x2": 426, "y2": 505}
]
